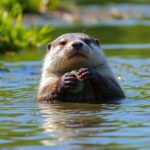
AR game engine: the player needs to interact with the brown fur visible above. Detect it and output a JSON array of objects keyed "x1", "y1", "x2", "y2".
[{"x1": 36, "y1": 33, "x2": 125, "y2": 103}]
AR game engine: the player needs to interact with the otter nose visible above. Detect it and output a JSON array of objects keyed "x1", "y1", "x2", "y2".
[{"x1": 72, "y1": 41, "x2": 83, "y2": 49}]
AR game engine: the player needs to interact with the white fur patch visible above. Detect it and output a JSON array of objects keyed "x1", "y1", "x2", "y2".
[{"x1": 38, "y1": 33, "x2": 116, "y2": 92}]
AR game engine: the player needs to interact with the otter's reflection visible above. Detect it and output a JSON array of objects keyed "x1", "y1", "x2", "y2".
[{"x1": 38, "y1": 103, "x2": 119, "y2": 146}]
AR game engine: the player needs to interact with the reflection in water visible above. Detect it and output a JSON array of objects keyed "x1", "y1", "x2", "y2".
[
  {"x1": 38, "y1": 103, "x2": 121, "y2": 148},
  {"x1": 40, "y1": 103, "x2": 104, "y2": 129},
  {"x1": 38, "y1": 100, "x2": 150, "y2": 149}
]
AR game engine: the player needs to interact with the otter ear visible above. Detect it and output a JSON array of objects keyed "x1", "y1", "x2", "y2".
[{"x1": 47, "y1": 43, "x2": 51, "y2": 51}]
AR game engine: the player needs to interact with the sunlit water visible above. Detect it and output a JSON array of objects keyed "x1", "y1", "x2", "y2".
[{"x1": 0, "y1": 47, "x2": 149, "y2": 149}]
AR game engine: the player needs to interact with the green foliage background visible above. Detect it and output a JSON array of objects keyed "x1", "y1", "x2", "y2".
[{"x1": 0, "y1": 0, "x2": 55, "y2": 53}]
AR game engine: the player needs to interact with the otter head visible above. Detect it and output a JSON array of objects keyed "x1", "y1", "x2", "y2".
[{"x1": 44, "y1": 33, "x2": 107, "y2": 74}]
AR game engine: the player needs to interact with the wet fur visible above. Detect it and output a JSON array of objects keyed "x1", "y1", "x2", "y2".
[{"x1": 36, "y1": 33, "x2": 125, "y2": 103}]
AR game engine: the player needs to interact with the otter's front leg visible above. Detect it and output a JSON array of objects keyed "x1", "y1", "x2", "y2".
[
  {"x1": 59, "y1": 73, "x2": 80, "y2": 92},
  {"x1": 50, "y1": 72, "x2": 80, "y2": 101},
  {"x1": 36, "y1": 73, "x2": 80, "y2": 103},
  {"x1": 77, "y1": 68, "x2": 125, "y2": 101}
]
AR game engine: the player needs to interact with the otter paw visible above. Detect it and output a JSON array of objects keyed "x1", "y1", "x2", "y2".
[
  {"x1": 60, "y1": 73, "x2": 79, "y2": 91},
  {"x1": 77, "y1": 68, "x2": 97, "y2": 80},
  {"x1": 70, "y1": 70, "x2": 84, "y2": 93}
]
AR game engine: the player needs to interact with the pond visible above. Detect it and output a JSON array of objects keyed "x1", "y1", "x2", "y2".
[{"x1": 0, "y1": 24, "x2": 150, "y2": 149}]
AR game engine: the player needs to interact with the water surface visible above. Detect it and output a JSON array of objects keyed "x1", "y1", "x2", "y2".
[
  {"x1": 0, "y1": 23, "x2": 150, "y2": 150},
  {"x1": 0, "y1": 48, "x2": 150, "y2": 150}
]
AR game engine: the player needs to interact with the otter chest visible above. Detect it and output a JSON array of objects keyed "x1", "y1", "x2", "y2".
[{"x1": 63, "y1": 81, "x2": 97, "y2": 103}]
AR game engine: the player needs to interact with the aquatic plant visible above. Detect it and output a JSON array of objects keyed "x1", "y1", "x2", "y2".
[{"x1": 0, "y1": 0, "x2": 54, "y2": 53}]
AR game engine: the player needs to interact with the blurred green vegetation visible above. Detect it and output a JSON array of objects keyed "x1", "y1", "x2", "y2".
[
  {"x1": 17, "y1": 0, "x2": 73, "y2": 13},
  {"x1": 0, "y1": 0, "x2": 56, "y2": 53},
  {"x1": 0, "y1": 0, "x2": 73, "y2": 14},
  {"x1": 0, "y1": 11, "x2": 53, "y2": 52}
]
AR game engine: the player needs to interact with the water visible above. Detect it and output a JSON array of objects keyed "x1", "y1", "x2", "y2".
[
  {"x1": 0, "y1": 8, "x2": 150, "y2": 150},
  {"x1": 0, "y1": 44, "x2": 149, "y2": 149}
]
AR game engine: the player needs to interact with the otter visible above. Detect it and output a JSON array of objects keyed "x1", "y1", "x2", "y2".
[{"x1": 36, "y1": 33, "x2": 125, "y2": 103}]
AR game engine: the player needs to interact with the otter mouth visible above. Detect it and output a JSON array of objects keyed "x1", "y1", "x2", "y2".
[{"x1": 68, "y1": 52, "x2": 87, "y2": 59}]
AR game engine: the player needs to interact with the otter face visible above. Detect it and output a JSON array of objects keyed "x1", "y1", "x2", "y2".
[{"x1": 44, "y1": 33, "x2": 107, "y2": 73}]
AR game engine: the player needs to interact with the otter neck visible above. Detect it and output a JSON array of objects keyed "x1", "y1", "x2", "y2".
[{"x1": 46, "y1": 63, "x2": 105, "y2": 76}]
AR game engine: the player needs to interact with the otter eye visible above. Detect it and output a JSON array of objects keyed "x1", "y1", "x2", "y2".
[
  {"x1": 59, "y1": 40, "x2": 67, "y2": 46},
  {"x1": 83, "y1": 38, "x2": 91, "y2": 45}
]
